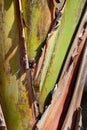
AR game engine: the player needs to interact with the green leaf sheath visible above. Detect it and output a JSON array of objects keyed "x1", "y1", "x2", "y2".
[
  {"x1": 21, "y1": 0, "x2": 52, "y2": 59},
  {"x1": 39, "y1": 0, "x2": 86, "y2": 110},
  {"x1": 0, "y1": 1, "x2": 31, "y2": 130}
]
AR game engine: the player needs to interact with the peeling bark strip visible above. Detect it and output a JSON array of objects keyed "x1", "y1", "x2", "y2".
[
  {"x1": 36, "y1": 10, "x2": 87, "y2": 130},
  {"x1": 62, "y1": 41, "x2": 87, "y2": 130},
  {"x1": 34, "y1": 0, "x2": 66, "y2": 87},
  {"x1": 16, "y1": 0, "x2": 40, "y2": 125},
  {"x1": 66, "y1": 108, "x2": 83, "y2": 130},
  {"x1": 16, "y1": 0, "x2": 29, "y2": 70},
  {"x1": 0, "y1": 105, "x2": 7, "y2": 130},
  {"x1": 74, "y1": 108, "x2": 83, "y2": 130},
  {"x1": 51, "y1": 0, "x2": 66, "y2": 31},
  {"x1": 34, "y1": 45, "x2": 46, "y2": 88}
]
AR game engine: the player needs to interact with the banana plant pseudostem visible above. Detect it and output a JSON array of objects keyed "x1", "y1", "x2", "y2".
[{"x1": 0, "y1": 0, "x2": 87, "y2": 130}]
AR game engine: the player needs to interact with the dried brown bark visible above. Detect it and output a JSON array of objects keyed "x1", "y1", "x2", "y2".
[
  {"x1": 0, "y1": 106, "x2": 7, "y2": 130},
  {"x1": 61, "y1": 10, "x2": 87, "y2": 130},
  {"x1": 36, "y1": 9, "x2": 87, "y2": 130},
  {"x1": 62, "y1": 41, "x2": 87, "y2": 130}
]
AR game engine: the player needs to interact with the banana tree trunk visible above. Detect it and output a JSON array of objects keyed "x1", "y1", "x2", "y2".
[
  {"x1": 0, "y1": 0, "x2": 51, "y2": 130},
  {"x1": 0, "y1": 0, "x2": 87, "y2": 130}
]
